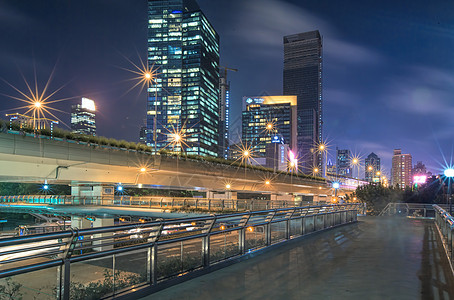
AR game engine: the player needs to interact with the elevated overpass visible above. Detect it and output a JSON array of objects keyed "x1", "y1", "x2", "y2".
[{"x1": 0, "y1": 132, "x2": 360, "y2": 200}]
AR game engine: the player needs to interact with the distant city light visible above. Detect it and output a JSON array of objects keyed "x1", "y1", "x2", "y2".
[
  {"x1": 332, "y1": 182, "x2": 340, "y2": 189},
  {"x1": 117, "y1": 185, "x2": 124, "y2": 192},
  {"x1": 140, "y1": 167, "x2": 147, "y2": 172},
  {"x1": 225, "y1": 184, "x2": 231, "y2": 189},
  {"x1": 445, "y1": 168, "x2": 454, "y2": 178},
  {"x1": 82, "y1": 97, "x2": 96, "y2": 111},
  {"x1": 43, "y1": 184, "x2": 49, "y2": 190},
  {"x1": 413, "y1": 175, "x2": 427, "y2": 184}
]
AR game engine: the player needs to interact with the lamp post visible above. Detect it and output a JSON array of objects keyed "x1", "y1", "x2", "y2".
[
  {"x1": 318, "y1": 143, "x2": 327, "y2": 178},
  {"x1": 444, "y1": 168, "x2": 454, "y2": 215}
]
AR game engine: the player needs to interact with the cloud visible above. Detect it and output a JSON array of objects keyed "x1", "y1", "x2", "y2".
[
  {"x1": 224, "y1": 0, "x2": 382, "y2": 66},
  {"x1": 383, "y1": 65, "x2": 454, "y2": 117},
  {"x1": 324, "y1": 88, "x2": 359, "y2": 107},
  {"x1": 324, "y1": 39, "x2": 384, "y2": 65},
  {"x1": 0, "y1": 4, "x2": 31, "y2": 25}
]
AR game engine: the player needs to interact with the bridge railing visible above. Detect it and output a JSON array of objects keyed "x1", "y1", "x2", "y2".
[
  {"x1": 0, "y1": 203, "x2": 362, "y2": 300},
  {"x1": 0, "y1": 194, "x2": 342, "y2": 212},
  {"x1": 434, "y1": 205, "x2": 454, "y2": 271},
  {"x1": 379, "y1": 203, "x2": 447, "y2": 218}
]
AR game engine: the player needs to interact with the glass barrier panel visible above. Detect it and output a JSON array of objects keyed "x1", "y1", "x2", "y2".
[
  {"x1": 270, "y1": 221, "x2": 286, "y2": 244},
  {"x1": 1, "y1": 267, "x2": 57, "y2": 300},
  {"x1": 70, "y1": 256, "x2": 114, "y2": 300},
  {"x1": 210, "y1": 230, "x2": 240, "y2": 263}
]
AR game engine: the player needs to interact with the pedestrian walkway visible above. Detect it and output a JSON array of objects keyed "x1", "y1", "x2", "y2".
[{"x1": 143, "y1": 217, "x2": 454, "y2": 300}]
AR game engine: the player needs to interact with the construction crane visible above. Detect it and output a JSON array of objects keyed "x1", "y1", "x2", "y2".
[{"x1": 220, "y1": 66, "x2": 238, "y2": 79}]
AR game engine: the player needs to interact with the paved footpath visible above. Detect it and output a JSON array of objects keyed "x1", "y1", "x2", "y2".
[{"x1": 143, "y1": 217, "x2": 454, "y2": 300}]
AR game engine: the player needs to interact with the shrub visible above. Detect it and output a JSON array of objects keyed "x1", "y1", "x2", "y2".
[
  {"x1": 98, "y1": 136, "x2": 109, "y2": 145},
  {"x1": 127, "y1": 142, "x2": 137, "y2": 150},
  {"x1": 108, "y1": 138, "x2": 118, "y2": 147}
]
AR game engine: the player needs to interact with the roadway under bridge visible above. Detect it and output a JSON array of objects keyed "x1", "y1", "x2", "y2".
[{"x1": 0, "y1": 132, "x2": 360, "y2": 200}]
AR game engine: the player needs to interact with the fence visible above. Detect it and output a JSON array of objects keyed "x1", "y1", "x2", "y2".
[
  {"x1": 0, "y1": 204, "x2": 362, "y2": 300},
  {"x1": 0, "y1": 194, "x2": 334, "y2": 212},
  {"x1": 379, "y1": 203, "x2": 448, "y2": 218},
  {"x1": 434, "y1": 205, "x2": 454, "y2": 273}
]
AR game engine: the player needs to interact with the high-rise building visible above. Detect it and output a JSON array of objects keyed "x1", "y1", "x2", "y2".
[
  {"x1": 71, "y1": 97, "x2": 96, "y2": 136},
  {"x1": 218, "y1": 67, "x2": 236, "y2": 159},
  {"x1": 391, "y1": 149, "x2": 412, "y2": 188},
  {"x1": 336, "y1": 148, "x2": 352, "y2": 177},
  {"x1": 365, "y1": 152, "x2": 381, "y2": 182},
  {"x1": 147, "y1": 0, "x2": 220, "y2": 157},
  {"x1": 242, "y1": 96, "x2": 297, "y2": 159},
  {"x1": 283, "y1": 30, "x2": 323, "y2": 172},
  {"x1": 326, "y1": 159, "x2": 336, "y2": 175}
]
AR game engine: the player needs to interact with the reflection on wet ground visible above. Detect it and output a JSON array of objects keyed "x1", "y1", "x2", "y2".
[{"x1": 146, "y1": 217, "x2": 454, "y2": 300}]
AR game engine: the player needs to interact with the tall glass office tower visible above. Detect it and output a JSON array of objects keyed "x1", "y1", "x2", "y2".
[
  {"x1": 147, "y1": 0, "x2": 220, "y2": 156},
  {"x1": 283, "y1": 30, "x2": 322, "y2": 172}
]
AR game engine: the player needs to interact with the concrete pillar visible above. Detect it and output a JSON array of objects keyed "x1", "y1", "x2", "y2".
[
  {"x1": 71, "y1": 216, "x2": 91, "y2": 229},
  {"x1": 93, "y1": 218, "x2": 114, "y2": 251},
  {"x1": 71, "y1": 184, "x2": 114, "y2": 205}
]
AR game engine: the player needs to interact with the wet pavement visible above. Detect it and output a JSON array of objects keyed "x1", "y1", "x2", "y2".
[{"x1": 144, "y1": 217, "x2": 454, "y2": 300}]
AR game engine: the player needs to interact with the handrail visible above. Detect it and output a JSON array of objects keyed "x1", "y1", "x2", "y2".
[
  {"x1": 0, "y1": 203, "x2": 362, "y2": 300},
  {"x1": 0, "y1": 194, "x2": 360, "y2": 213},
  {"x1": 434, "y1": 205, "x2": 454, "y2": 274}
]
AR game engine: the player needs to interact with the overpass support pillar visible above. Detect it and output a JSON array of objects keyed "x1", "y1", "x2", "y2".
[
  {"x1": 71, "y1": 185, "x2": 115, "y2": 205},
  {"x1": 71, "y1": 216, "x2": 91, "y2": 230},
  {"x1": 93, "y1": 218, "x2": 115, "y2": 251}
]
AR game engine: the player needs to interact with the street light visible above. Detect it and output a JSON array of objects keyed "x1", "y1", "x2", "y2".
[
  {"x1": 444, "y1": 168, "x2": 454, "y2": 214},
  {"x1": 332, "y1": 182, "x2": 340, "y2": 201}
]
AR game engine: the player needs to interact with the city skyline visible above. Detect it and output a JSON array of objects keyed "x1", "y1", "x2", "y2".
[{"x1": 0, "y1": 0, "x2": 452, "y2": 174}]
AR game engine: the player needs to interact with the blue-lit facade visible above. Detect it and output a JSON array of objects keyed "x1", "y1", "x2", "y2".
[
  {"x1": 147, "y1": 0, "x2": 220, "y2": 156},
  {"x1": 336, "y1": 148, "x2": 351, "y2": 176},
  {"x1": 241, "y1": 96, "x2": 297, "y2": 158}
]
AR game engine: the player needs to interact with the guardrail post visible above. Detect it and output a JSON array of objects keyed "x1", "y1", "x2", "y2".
[
  {"x1": 56, "y1": 260, "x2": 71, "y2": 300},
  {"x1": 265, "y1": 211, "x2": 276, "y2": 245},
  {"x1": 238, "y1": 215, "x2": 250, "y2": 255},
  {"x1": 202, "y1": 218, "x2": 216, "y2": 267}
]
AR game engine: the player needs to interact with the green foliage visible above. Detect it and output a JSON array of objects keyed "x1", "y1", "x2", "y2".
[
  {"x1": 68, "y1": 269, "x2": 144, "y2": 300},
  {"x1": 0, "y1": 182, "x2": 70, "y2": 196},
  {"x1": 0, "y1": 278, "x2": 23, "y2": 300},
  {"x1": 353, "y1": 180, "x2": 445, "y2": 215},
  {"x1": 39, "y1": 128, "x2": 52, "y2": 136},
  {"x1": 118, "y1": 140, "x2": 128, "y2": 148}
]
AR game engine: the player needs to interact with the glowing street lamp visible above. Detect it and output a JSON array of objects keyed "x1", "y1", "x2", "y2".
[
  {"x1": 444, "y1": 168, "x2": 454, "y2": 214},
  {"x1": 265, "y1": 180, "x2": 271, "y2": 185},
  {"x1": 332, "y1": 182, "x2": 340, "y2": 199},
  {"x1": 140, "y1": 167, "x2": 147, "y2": 173},
  {"x1": 225, "y1": 184, "x2": 231, "y2": 189}
]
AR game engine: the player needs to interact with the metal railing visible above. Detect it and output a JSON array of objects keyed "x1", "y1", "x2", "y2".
[
  {"x1": 434, "y1": 205, "x2": 454, "y2": 272},
  {"x1": 1, "y1": 194, "x2": 327, "y2": 212},
  {"x1": 379, "y1": 203, "x2": 447, "y2": 218},
  {"x1": 0, "y1": 204, "x2": 361, "y2": 299}
]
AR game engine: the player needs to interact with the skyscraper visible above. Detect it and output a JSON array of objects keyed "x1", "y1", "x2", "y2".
[
  {"x1": 147, "y1": 0, "x2": 219, "y2": 156},
  {"x1": 391, "y1": 149, "x2": 412, "y2": 188},
  {"x1": 242, "y1": 95, "x2": 297, "y2": 158},
  {"x1": 365, "y1": 152, "x2": 381, "y2": 182},
  {"x1": 336, "y1": 148, "x2": 352, "y2": 176},
  {"x1": 218, "y1": 67, "x2": 236, "y2": 159},
  {"x1": 283, "y1": 30, "x2": 323, "y2": 172},
  {"x1": 71, "y1": 97, "x2": 96, "y2": 136}
]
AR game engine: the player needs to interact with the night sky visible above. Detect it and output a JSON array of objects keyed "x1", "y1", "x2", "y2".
[{"x1": 0, "y1": 0, "x2": 453, "y2": 176}]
